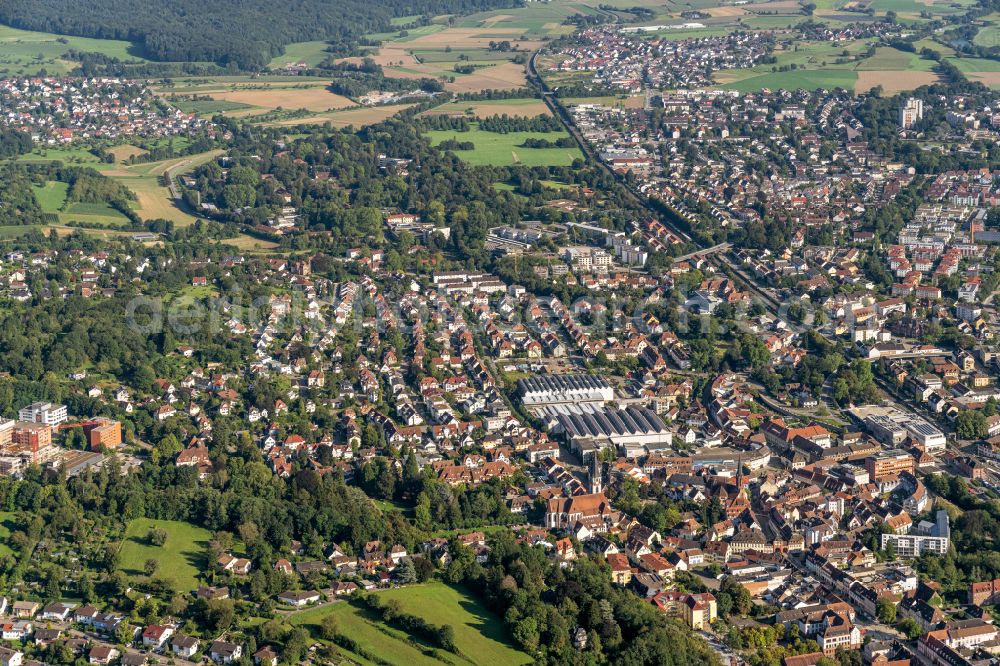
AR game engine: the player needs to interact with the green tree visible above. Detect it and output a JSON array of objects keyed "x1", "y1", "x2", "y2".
[
  {"x1": 395, "y1": 558, "x2": 417, "y2": 584},
  {"x1": 876, "y1": 597, "x2": 896, "y2": 624},
  {"x1": 897, "y1": 617, "x2": 922, "y2": 640},
  {"x1": 512, "y1": 616, "x2": 540, "y2": 652},
  {"x1": 282, "y1": 627, "x2": 311, "y2": 663},
  {"x1": 956, "y1": 410, "x2": 987, "y2": 440},
  {"x1": 985, "y1": 397, "x2": 998, "y2": 417},
  {"x1": 147, "y1": 526, "x2": 168, "y2": 546},
  {"x1": 222, "y1": 183, "x2": 256, "y2": 210},
  {"x1": 320, "y1": 613, "x2": 340, "y2": 640}
]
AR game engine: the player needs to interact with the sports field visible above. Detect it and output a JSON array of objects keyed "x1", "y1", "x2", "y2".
[{"x1": 118, "y1": 518, "x2": 214, "y2": 591}]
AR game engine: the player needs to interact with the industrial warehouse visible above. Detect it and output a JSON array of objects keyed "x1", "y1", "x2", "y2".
[
  {"x1": 517, "y1": 373, "x2": 616, "y2": 411},
  {"x1": 537, "y1": 403, "x2": 673, "y2": 458}
]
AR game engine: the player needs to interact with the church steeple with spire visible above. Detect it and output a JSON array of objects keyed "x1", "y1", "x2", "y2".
[{"x1": 589, "y1": 455, "x2": 603, "y2": 495}]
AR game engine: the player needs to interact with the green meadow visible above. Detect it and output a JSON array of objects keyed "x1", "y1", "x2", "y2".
[
  {"x1": 290, "y1": 582, "x2": 532, "y2": 666},
  {"x1": 118, "y1": 518, "x2": 215, "y2": 591},
  {"x1": 720, "y1": 68, "x2": 858, "y2": 92},
  {"x1": 0, "y1": 24, "x2": 150, "y2": 75},
  {"x1": 32, "y1": 181, "x2": 69, "y2": 212},
  {"x1": 425, "y1": 125, "x2": 583, "y2": 167}
]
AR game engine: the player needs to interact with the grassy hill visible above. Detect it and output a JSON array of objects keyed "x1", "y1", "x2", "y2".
[{"x1": 290, "y1": 582, "x2": 532, "y2": 666}]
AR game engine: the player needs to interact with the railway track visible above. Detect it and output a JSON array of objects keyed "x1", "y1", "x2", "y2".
[{"x1": 528, "y1": 47, "x2": 935, "y2": 424}]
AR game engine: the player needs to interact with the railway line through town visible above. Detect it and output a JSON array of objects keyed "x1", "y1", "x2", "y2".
[{"x1": 528, "y1": 48, "x2": 933, "y2": 430}]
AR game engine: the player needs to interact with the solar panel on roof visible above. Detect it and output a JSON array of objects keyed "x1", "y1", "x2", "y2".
[{"x1": 606, "y1": 409, "x2": 628, "y2": 435}]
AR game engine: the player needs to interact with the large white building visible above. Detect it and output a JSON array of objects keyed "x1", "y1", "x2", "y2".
[
  {"x1": 881, "y1": 510, "x2": 950, "y2": 558},
  {"x1": 854, "y1": 406, "x2": 945, "y2": 453},
  {"x1": 17, "y1": 402, "x2": 67, "y2": 426},
  {"x1": 518, "y1": 374, "x2": 615, "y2": 410},
  {"x1": 899, "y1": 98, "x2": 923, "y2": 129},
  {"x1": 562, "y1": 246, "x2": 612, "y2": 272}
]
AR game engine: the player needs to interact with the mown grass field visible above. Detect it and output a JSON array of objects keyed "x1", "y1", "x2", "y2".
[
  {"x1": 107, "y1": 144, "x2": 149, "y2": 163},
  {"x1": 34, "y1": 178, "x2": 133, "y2": 226},
  {"x1": 949, "y1": 56, "x2": 1000, "y2": 72},
  {"x1": 913, "y1": 38, "x2": 955, "y2": 57},
  {"x1": 357, "y1": 3, "x2": 574, "y2": 93},
  {"x1": 855, "y1": 46, "x2": 936, "y2": 71},
  {"x1": 32, "y1": 181, "x2": 69, "y2": 212},
  {"x1": 944, "y1": 55, "x2": 1000, "y2": 87},
  {"x1": 868, "y1": 0, "x2": 973, "y2": 15},
  {"x1": 173, "y1": 284, "x2": 219, "y2": 306},
  {"x1": 103, "y1": 149, "x2": 223, "y2": 226},
  {"x1": 268, "y1": 40, "x2": 334, "y2": 69},
  {"x1": 18, "y1": 146, "x2": 111, "y2": 170},
  {"x1": 974, "y1": 14, "x2": 1000, "y2": 47},
  {"x1": 715, "y1": 41, "x2": 944, "y2": 92},
  {"x1": 118, "y1": 518, "x2": 213, "y2": 591},
  {"x1": 562, "y1": 95, "x2": 646, "y2": 108},
  {"x1": 60, "y1": 201, "x2": 132, "y2": 226},
  {"x1": 290, "y1": 582, "x2": 531, "y2": 666},
  {"x1": 425, "y1": 125, "x2": 583, "y2": 167},
  {"x1": 157, "y1": 80, "x2": 354, "y2": 118},
  {"x1": 449, "y1": 2, "x2": 590, "y2": 35},
  {"x1": 220, "y1": 234, "x2": 281, "y2": 251},
  {"x1": 171, "y1": 99, "x2": 253, "y2": 115},
  {"x1": 267, "y1": 103, "x2": 415, "y2": 128}
]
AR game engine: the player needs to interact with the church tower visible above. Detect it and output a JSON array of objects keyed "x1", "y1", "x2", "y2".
[{"x1": 589, "y1": 455, "x2": 603, "y2": 495}]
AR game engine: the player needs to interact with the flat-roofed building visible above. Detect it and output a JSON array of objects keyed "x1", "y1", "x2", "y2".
[
  {"x1": 0, "y1": 419, "x2": 14, "y2": 453},
  {"x1": 865, "y1": 449, "x2": 915, "y2": 481},
  {"x1": 17, "y1": 402, "x2": 67, "y2": 426},
  {"x1": 10, "y1": 422, "x2": 55, "y2": 464},
  {"x1": 882, "y1": 509, "x2": 950, "y2": 558},
  {"x1": 904, "y1": 418, "x2": 946, "y2": 453},
  {"x1": 84, "y1": 417, "x2": 122, "y2": 450}
]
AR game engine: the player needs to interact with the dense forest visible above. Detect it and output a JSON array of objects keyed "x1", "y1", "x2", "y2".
[{"x1": 0, "y1": 0, "x2": 521, "y2": 69}]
